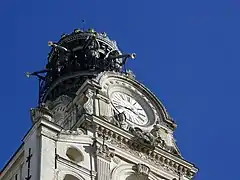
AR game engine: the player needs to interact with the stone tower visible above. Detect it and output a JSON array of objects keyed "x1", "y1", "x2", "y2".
[{"x1": 0, "y1": 28, "x2": 198, "y2": 180}]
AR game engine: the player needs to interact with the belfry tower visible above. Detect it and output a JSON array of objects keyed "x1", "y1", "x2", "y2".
[{"x1": 0, "y1": 28, "x2": 198, "y2": 180}]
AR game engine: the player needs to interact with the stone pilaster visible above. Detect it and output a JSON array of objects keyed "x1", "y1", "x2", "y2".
[{"x1": 93, "y1": 141, "x2": 114, "y2": 180}]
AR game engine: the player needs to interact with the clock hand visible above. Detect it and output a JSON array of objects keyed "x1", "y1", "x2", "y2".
[
  {"x1": 123, "y1": 106, "x2": 134, "y2": 112},
  {"x1": 115, "y1": 105, "x2": 132, "y2": 111},
  {"x1": 115, "y1": 105, "x2": 140, "y2": 117},
  {"x1": 115, "y1": 105, "x2": 146, "y2": 122}
]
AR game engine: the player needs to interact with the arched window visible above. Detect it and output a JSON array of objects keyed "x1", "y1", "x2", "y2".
[
  {"x1": 66, "y1": 147, "x2": 84, "y2": 163},
  {"x1": 63, "y1": 174, "x2": 80, "y2": 180}
]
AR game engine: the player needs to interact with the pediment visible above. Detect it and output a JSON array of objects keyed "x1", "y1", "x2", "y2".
[{"x1": 95, "y1": 71, "x2": 176, "y2": 130}]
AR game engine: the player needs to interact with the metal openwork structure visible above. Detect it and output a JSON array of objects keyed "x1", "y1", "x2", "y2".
[{"x1": 27, "y1": 28, "x2": 136, "y2": 104}]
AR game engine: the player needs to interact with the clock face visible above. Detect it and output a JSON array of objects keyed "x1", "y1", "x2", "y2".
[{"x1": 110, "y1": 91, "x2": 148, "y2": 126}]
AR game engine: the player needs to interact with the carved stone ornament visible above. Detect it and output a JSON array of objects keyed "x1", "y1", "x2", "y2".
[
  {"x1": 130, "y1": 127, "x2": 165, "y2": 148},
  {"x1": 94, "y1": 125, "x2": 196, "y2": 178},
  {"x1": 53, "y1": 95, "x2": 72, "y2": 108},
  {"x1": 109, "y1": 137, "x2": 184, "y2": 177},
  {"x1": 150, "y1": 124, "x2": 181, "y2": 156},
  {"x1": 95, "y1": 143, "x2": 114, "y2": 161},
  {"x1": 126, "y1": 69, "x2": 136, "y2": 79},
  {"x1": 110, "y1": 112, "x2": 130, "y2": 131},
  {"x1": 60, "y1": 128, "x2": 85, "y2": 135},
  {"x1": 83, "y1": 89, "x2": 94, "y2": 115},
  {"x1": 150, "y1": 123, "x2": 162, "y2": 138},
  {"x1": 112, "y1": 156, "x2": 121, "y2": 165},
  {"x1": 30, "y1": 105, "x2": 53, "y2": 122},
  {"x1": 135, "y1": 163, "x2": 150, "y2": 176},
  {"x1": 105, "y1": 111, "x2": 180, "y2": 156},
  {"x1": 45, "y1": 95, "x2": 72, "y2": 110},
  {"x1": 121, "y1": 123, "x2": 181, "y2": 157}
]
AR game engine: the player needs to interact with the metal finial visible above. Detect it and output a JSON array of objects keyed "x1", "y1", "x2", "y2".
[
  {"x1": 25, "y1": 72, "x2": 31, "y2": 78},
  {"x1": 88, "y1": 28, "x2": 95, "y2": 33},
  {"x1": 82, "y1": 20, "x2": 85, "y2": 31},
  {"x1": 74, "y1": 29, "x2": 81, "y2": 33},
  {"x1": 48, "y1": 41, "x2": 53, "y2": 47},
  {"x1": 130, "y1": 53, "x2": 136, "y2": 59}
]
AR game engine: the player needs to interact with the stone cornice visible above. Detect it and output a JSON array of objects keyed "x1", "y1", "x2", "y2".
[
  {"x1": 114, "y1": 153, "x2": 174, "y2": 180},
  {"x1": 30, "y1": 106, "x2": 53, "y2": 123},
  {"x1": 33, "y1": 118, "x2": 93, "y2": 145},
  {"x1": 81, "y1": 115, "x2": 198, "y2": 179},
  {"x1": 23, "y1": 118, "x2": 62, "y2": 142},
  {"x1": 57, "y1": 134, "x2": 93, "y2": 145},
  {"x1": 37, "y1": 119, "x2": 62, "y2": 138}
]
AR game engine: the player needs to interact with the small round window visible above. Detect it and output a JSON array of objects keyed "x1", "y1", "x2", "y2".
[{"x1": 66, "y1": 147, "x2": 83, "y2": 163}]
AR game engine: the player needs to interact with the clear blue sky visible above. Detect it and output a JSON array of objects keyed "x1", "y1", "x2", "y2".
[{"x1": 0, "y1": 0, "x2": 239, "y2": 179}]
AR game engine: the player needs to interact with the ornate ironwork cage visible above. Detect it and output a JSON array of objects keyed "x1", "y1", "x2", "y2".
[{"x1": 27, "y1": 28, "x2": 135, "y2": 104}]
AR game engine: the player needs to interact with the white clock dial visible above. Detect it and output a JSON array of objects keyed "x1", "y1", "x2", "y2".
[{"x1": 111, "y1": 91, "x2": 148, "y2": 126}]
